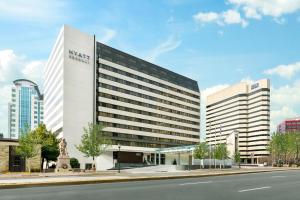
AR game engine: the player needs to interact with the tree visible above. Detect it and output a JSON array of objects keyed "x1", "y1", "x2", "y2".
[
  {"x1": 233, "y1": 151, "x2": 241, "y2": 168},
  {"x1": 32, "y1": 124, "x2": 59, "y2": 170},
  {"x1": 214, "y1": 144, "x2": 229, "y2": 169},
  {"x1": 16, "y1": 128, "x2": 40, "y2": 173},
  {"x1": 194, "y1": 142, "x2": 209, "y2": 168},
  {"x1": 76, "y1": 123, "x2": 111, "y2": 171},
  {"x1": 269, "y1": 131, "x2": 300, "y2": 166}
]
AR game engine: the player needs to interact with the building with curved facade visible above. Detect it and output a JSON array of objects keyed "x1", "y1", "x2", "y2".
[{"x1": 8, "y1": 79, "x2": 44, "y2": 139}]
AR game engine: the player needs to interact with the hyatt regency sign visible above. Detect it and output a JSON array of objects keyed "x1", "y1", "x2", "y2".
[{"x1": 68, "y1": 50, "x2": 90, "y2": 64}]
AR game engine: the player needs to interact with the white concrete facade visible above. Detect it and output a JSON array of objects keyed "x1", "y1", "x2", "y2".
[
  {"x1": 206, "y1": 79, "x2": 270, "y2": 164},
  {"x1": 45, "y1": 25, "x2": 201, "y2": 169},
  {"x1": 44, "y1": 25, "x2": 95, "y2": 167}
]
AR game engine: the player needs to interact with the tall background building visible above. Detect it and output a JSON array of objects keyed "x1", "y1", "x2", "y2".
[
  {"x1": 8, "y1": 79, "x2": 44, "y2": 139},
  {"x1": 205, "y1": 79, "x2": 270, "y2": 164},
  {"x1": 277, "y1": 117, "x2": 300, "y2": 133},
  {"x1": 44, "y1": 25, "x2": 200, "y2": 169}
]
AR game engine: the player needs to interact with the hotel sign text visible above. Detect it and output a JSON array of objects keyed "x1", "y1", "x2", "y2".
[
  {"x1": 251, "y1": 83, "x2": 259, "y2": 90},
  {"x1": 68, "y1": 50, "x2": 90, "y2": 64}
]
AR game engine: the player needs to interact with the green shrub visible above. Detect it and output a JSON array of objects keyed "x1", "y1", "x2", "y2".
[{"x1": 70, "y1": 158, "x2": 80, "y2": 169}]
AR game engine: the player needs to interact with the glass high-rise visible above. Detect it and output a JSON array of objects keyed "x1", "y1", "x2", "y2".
[{"x1": 8, "y1": 79, "x2": 44, "y2": 139}]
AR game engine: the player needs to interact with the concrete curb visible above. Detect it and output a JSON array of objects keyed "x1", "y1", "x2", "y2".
[{"x1": 0, "y1": 168, "x2": 299, "y2": 189}]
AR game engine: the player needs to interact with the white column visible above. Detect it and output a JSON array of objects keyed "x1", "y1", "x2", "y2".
[{"x1": 158, "y1": 152, "x2": 161, "y2": 165}]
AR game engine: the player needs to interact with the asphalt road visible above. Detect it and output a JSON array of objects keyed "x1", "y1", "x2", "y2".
[{"x1": 0, "y1": 170, "x2": 299, "y2": 200}]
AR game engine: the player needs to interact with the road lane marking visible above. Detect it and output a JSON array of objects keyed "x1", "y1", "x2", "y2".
[
  {"x1": 271, "y1": 176, "x2": 286, "y2": 178},
  {"x1": 179, "y1": 181, "x2": 212, "y2": 186},
  {"x1": 238, "y1": 186, "x2": 271, "y2": 193}
]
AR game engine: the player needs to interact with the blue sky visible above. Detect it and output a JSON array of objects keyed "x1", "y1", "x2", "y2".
[{"x1": 0, "y1": 0, "x2": 300, "y2": 139}]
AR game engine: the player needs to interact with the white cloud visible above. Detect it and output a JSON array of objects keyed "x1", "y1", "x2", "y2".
[
  {"x1": 270, "y1": 106, "x2": 298, "y2": 132},
  {"x1": 0, "y1": 85, "x2": 11, "y2": 137},
  {"x1": 264, "y1": 61, "x2": 300, "y2": 79},
  {"x1": 193, "y1": 12, "x2": 219, "y2": 23},
  {"x1": 223, "y1": 9, "x2": 248, "y2": 27},
  {"x1": 0, "y1": 49, "x2": 44, "y2": 136},
  {"x1": 270, "y1": 80, "x2": 300, "y2": 132},
  {"x1": 0, "y1": 0, "x2": 68, "y2": 23},
  {"x1": 243, "y1": 6, "x2": 262, "y2": 19},
  {"x1": 193, "y1": 9, "x2": 248, "y2": 27},
  {"x1": 97, "y1": 28, "x2": 117, "y2": 44},
  {"x1": 0, "y1": 49, "x2": 24, "y2": 82},
  {"x1": 271, "y1": 80, "x2": 300, "y2": 107},
  {"x1": 22, "y1": 61, "x2": 45, "y2": 85},
  {"x1": 147, "y1": 35, "x2": 182, "y2": 62},
  {"x1": 229, "y1": 0, "x2": 300, "y2": 18},
  {"x1": 194, "y1": 0, "x2": 300, "y2": 27}
]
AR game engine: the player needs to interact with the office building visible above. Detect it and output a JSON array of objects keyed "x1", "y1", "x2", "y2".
[
  {"x1": 277, "y1": 117, "x2": 300, "y2": 133},
  {"x1": 8, "y1": 79, "x2": 44, "y2": 139},
  {"x1": 206, "y1": 79, "x2": 270, "y2": 164},
  {"x1": 44, "y1": 25, "x2": 200, "y2": 169}
]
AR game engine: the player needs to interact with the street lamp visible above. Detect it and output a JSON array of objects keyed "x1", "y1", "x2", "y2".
[{"x1": 118, "y1": 144, "x2": 121, "y2": 173}]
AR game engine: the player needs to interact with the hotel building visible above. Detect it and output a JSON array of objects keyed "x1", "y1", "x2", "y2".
[
  {"x1": 8, "y1": 79, "x2": 44, "y2": 139},
  {"x1": 44, "y1": 25, "x2": 200, "y2": 169},
  {"x1": 206, "y1": 79, "x2": 270, "y2": 164}
]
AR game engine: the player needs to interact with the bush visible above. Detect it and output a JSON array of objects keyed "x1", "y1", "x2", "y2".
[{"x1": 70, "y1": 158, "x2": 80, "y2": 169}]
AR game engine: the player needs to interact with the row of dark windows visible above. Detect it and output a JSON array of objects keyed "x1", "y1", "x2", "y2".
[
  {"x1": 239, "y1": 139, "x2": 270, "y2": 143},
  {"x1": 98, "y1": 82, "x2": 200, "y2": 113},
  {"x1": 240, "y1": 154, "x2": 269, "y2": 157},
  {"x1": 206, "y1": 88, "x2": 270, "y2": 108},
  {"x1": 285, "y1": 127, "x2": 300, "y2": 130},
  {"x1": 286, "y1": 121, "x2": 300, "y2": 124},
  {"x1": 239, "y1": 144, "x2": 268, "y2": 147},
  {"x1": 110, "y1": 140, "x2": 192, "y2": 149},
  {"x1": 206, "y1": 130, "x2": 270, "y2": 139},
  {"x1": 240, "y1": 134, "x2": 270, "y2": 138},
  {"x1": 206, "y1": 115, "x2": 270, "y2": 131},
  {"x1": 98, "y1": 64, "x2": 199, "y2": 99},
  {"x1": 207, "y1": 100, "x2": 247, "y2": 113},
  {"x1": 98, "y1": 111, "x2": 199, "y2": 132},
  {"x1": 206, "y1": 108, "x2": 270, "y2": 121},
  {"x1": 96, "y1": 43, "x2": 199, "y2": 92},
  {"x1": 206, "y1": 122, "x2": 269, "y2": 133},
  {"x1": 207, "y1": 100, "x2": 269, "y2": 117},
  {"x1": 103, "y1": 131, "x2": 197, "y2": 147},
  {"x1": 99, "y1": 122, "x2": 200, "y2": 139},
  {"x1": 98, "y1": 92, "x2": 200, "y2": 123},
  {"x1": 248, "y1": 94, "x2": 270, "y2": 102},
  {"x1": 99, "y1": 72, "x2": 199, "y2": 106},
  {"x1": 239, "y1": 149, "x2": 268, "y2": 152}
]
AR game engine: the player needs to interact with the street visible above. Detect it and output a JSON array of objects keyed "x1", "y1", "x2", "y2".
[{"x1": 0, "y1": 170, "x2": 299, "y2": 200}]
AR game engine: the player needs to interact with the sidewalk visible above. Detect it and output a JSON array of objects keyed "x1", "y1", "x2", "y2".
[{"x1": 0, "y1": 167, "x2": 299, "y2": 189}]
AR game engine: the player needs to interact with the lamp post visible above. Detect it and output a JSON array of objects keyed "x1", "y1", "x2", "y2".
[{"x1": 118, "y1": 144, "x2": 121, "y2": 173}]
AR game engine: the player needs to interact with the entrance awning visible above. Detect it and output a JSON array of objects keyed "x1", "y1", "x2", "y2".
[{"x1": 155, "y1": 145, "x2": 197, "y2": 154}]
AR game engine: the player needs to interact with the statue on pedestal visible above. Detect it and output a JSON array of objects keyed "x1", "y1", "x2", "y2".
[
  {"x1": 56, "y1": 138, "x2": 71, "y2": 172},
  {"x1": 59, "y1": 138, "x2": 69, "y2": 157}
]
